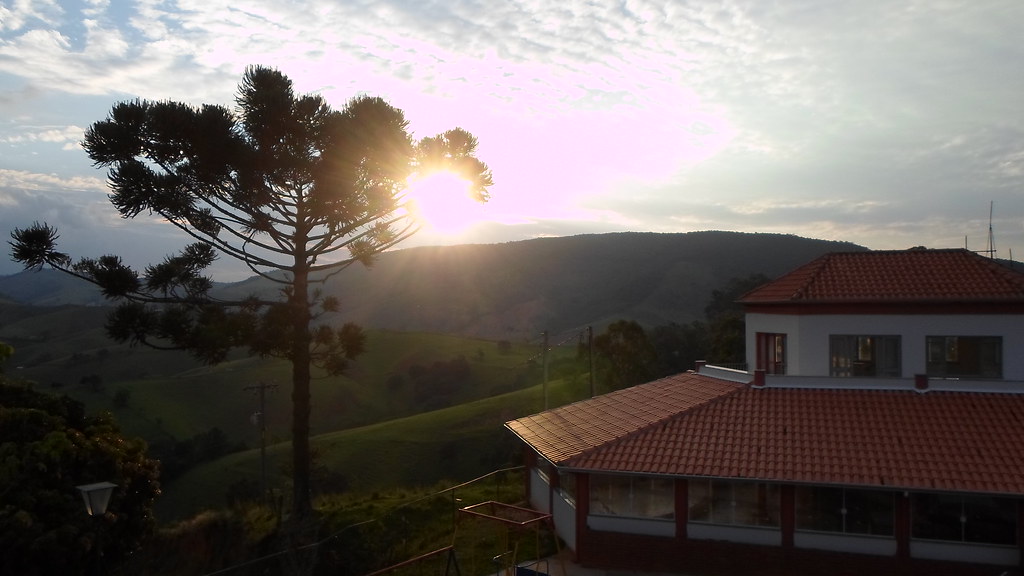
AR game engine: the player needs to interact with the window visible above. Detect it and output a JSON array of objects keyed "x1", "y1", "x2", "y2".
[
  {"x1": 926, "y1": 336, "x2": 1002, "y2": 378},
  {"x1": 590, "y1": 475, "x2": 674, "y2": 519},
  {"x1": 688, "y1": 479, "x2": 780, "y2": 527},
  {"x1": 912, "y1": 493, "x2": 1017, "y2": 545},
  {"x1": 795, "y1": 486, "x2": 894, "y2": 536},
  {"x1": 756, "y1": 333, "x2": 787, "y2": 375},
  {"x1": 536, "y1": 456, "x2": 553, "y2": 483},
  {"x1": 559, "y1": 472, "x2": 577, "y2": 505},
  {"x1": 830, "y1": 335, "x2": 901, "y2": 377}
]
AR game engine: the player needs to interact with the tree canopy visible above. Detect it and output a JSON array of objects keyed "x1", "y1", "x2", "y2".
[
  {"x1": 0, "y1": 360, "x2": 160, "y2": 575},
  {"x1": 9, "y1": 65, "x2": 492, "y2": 521},
  {"x1": 594, "y1": 319, "x2": 656, "y2": 390}
]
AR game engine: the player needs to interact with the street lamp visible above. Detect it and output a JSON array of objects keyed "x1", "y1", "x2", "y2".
[{"x1": 76, "y1": 482, "x2": 117, "y2": 516}]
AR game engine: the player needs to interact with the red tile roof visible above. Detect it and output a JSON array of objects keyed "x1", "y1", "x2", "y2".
[
  {"x1": 505, "y1": 373, "x2": 742, "y2": 464},
  {"x1": 508, "y1": 375, "x2": 1024, "y2": 495},
  {"x1": 740, "y1": 249, "x2": 1024, "y2": 305}
]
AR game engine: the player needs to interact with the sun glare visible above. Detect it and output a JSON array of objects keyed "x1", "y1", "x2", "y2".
[{"x1": 405, "y1": 171, "x2": 483, "y2": 236}]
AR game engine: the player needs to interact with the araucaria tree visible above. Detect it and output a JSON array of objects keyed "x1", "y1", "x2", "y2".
[{"x1": 10, "y1": 66, "x2": 492, "y2": 520}]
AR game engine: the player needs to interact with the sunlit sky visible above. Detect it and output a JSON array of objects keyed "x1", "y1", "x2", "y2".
[{"x1": 1, "y1": 0, "x2": 1022, "y2": 280}]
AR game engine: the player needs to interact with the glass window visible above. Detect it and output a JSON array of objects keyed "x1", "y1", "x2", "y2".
[
  {"x1": 912, "y1": 493, "x2": 1017, "y2": 545},
  {"x1": 536, "y1": 457, "x2": 552, "y2": 483},
  {"x1": 688, "y1": 479, "x2": 780, "y2": 527},
  {"x1": 559, "y1": 472, "x2": 577, "y2": 505},
  {"x1": 757, "y1": 333, "x2": 787, "y2": 375},
  {"x1": 830, "y1": 335, "x2": 901, "y2": 377},
  {"x1": 796, "y1": 486, "x2": 894, "y2": 536},
  {"x1": 926, "y1": 336, "x2": 1002, "y2": 378},
  {"x1": 590, "y1": 475, "x2": 674, "y2": 519}
]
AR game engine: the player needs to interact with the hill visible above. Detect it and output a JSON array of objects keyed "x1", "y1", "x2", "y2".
[
  {"x1": 0, "y1": 231, "x2": 866, "y2": 520},
  {"x1": 2, "y1": 231, "x2": 865, "y2": 339}
]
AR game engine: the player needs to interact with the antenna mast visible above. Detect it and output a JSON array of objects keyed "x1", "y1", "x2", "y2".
[{"x1": 985, "y1": 201, "x2": 996, "y2": 259}]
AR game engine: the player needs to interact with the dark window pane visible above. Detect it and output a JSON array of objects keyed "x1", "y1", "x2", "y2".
[
  {"x1": 964, "y1": 496, "x2": 1016, "y2": 545},
  {"x1": 913, "y1": 493, "x2": 1017, "y2": 544},
  {"x1": 912, "y1": 493, "x2": 962, "y2": 541},
  {"x1": 796, "y1": 486, "x2": 843, "y2": 532},
  {"x1": 831, "y1": 335, "x2": 901, "y2": 378},
  {"x1": 926, "y1": 336, "x2": 1002, "y2": 378},
  {"x1": 845, "y1": 489, "x2": 894, "y2": 536}
]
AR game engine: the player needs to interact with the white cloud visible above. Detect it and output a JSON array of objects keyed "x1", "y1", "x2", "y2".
[
  {"x1": 0, "y1": 0, "x2": 62, "y2": 32},
  {"x1": 0, "y1": 0, "x2": 1022, "y2": 272},
  {"x1": 1, "y1": 125, "x2": 84, "y2": 144},
  {"x1": 0, "y1": 168, "x2": 105, "y2": 193}
]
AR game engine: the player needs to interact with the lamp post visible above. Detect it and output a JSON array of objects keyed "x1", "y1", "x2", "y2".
[
  {"x1": 77, "y1": 482, "x2": 116, "y2": 575},
  {"x1": 76, "y1": 481, "x2": 117, "y2": 516}
]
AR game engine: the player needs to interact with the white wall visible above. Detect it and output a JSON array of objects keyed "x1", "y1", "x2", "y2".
[
  {"x1": 529, "y1": 467, "x2": 550, "y2": 513},
  {"x1": 552, "y1": 491, "x2": 577, "y2": 550},
  {"x1": 746, "y1": 313, "x2": 1024, "y2": 380}
]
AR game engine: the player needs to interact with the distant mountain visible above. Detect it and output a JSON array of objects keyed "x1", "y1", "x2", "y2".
[
  {"x1": 1, "y1": 231, "x2": 865, "y2": 339},
  {"x1": 0, "y1": 268, "x2": 106, "y2": 306}
]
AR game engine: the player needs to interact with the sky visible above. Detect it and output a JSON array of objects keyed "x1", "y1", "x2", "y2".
[{"x1": 1, "y1": 0, "x2": 1022, "y2": 280}]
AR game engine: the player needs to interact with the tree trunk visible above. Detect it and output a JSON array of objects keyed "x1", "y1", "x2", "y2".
[{"x1": 291, "y1": 263, "x2": 313, "y2": 520}]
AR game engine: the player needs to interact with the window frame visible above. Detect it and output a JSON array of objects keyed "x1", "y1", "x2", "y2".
[
  {"x1": 925, "y1": 336, "x2": 1002, "y2": 378},
  {"x1": 589, "y1": 474, "x2": 675, "y2": 520},
  {"x1": 756, "y1": 333, "x2": 787, "y2": 375},
  {"x1": 911, "y1": 493, "x2": 1018, "y2": 545},
  {"x1": 688, "y1": 479, "x2": 781, "y2": 528},
  {"x1": 795, "y1": 486, "x2": 895, "y2": 536},
  {"x1": 829, "y1": 335, "x2": 902, "y2": 378}
]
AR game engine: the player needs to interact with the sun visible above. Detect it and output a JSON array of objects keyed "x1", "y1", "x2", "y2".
[{"x1": 404, "y1": 171, "x2": 484, "y2": 236}]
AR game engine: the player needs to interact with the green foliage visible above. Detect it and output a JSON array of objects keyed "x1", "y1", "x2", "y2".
[
  {"x1": 0, "y1": 381, "x2": 160, "y2": 575},
  {"x1": 149, "y1": 427, "x2": 247, "y2": 481},
  {"x1": 704, "y1": 273, "x2": 769, "y2": 365},
  {"x1": 646, "y1": 273, "x2": 771, "y2": 376},
  {"x1": 128, "y1": 471, "x2": 536, "y2": 576},
  {"x1": 112, "y1": 386, "x2": 131, "y2": 408},
  {"x1": 593, "y1": 319, "x2": 656, "y2": 390},
  {"x1": 649, "y1": 321, "x2": 707, "y2": 376},
  {"x1": 80, "y1": 373, "x2": 103, "y2": 391},
  {"x1": 0, "y1": 341, "x2": 12, "y2": 371},
  {"x1": 154, "y1": 349, "x2": 562, "y2": 523},
  {"x1": 121, "y1": 507, "x2": 278, "y2": 576}
]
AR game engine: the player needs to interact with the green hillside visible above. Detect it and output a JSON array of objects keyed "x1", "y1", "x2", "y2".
[
  {"x1": 157, "y1": 367, "x2": 588, "y2": 521},
  {"x1": 0, "y1": 231, "x2": 868, "y2": 524},
  {"x1": 3, "y1": 319, "x2": 543, "y2": 446}
]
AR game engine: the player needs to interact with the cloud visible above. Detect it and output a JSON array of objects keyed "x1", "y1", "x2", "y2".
[
  {"x1": 0, "y1": 125, "x2": 84, "y2": 144},
  {"x1": 0, "y1": 0, "x2": 1023, "y2": 275}
]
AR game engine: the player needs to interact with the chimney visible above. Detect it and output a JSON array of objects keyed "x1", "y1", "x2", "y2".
[
  {"x1": 914, "y1": 374, "x2": 929, "y2": 392},
  {"x1": 695, "y1": 360, "x2": 706, "y2": 373},
  {"x1": 753, "y1": 369, "x2": 766, "y2": 388}
]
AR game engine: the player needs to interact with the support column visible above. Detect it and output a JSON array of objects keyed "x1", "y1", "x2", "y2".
[
  {"x1": 575, "y1": 474, "x2": 590, "y2": 561},
  {"x1": 895, "y1": 492, "x2": 911, "y2": 559},
  {"x1": 675, "y1": 479, "x2": 689, "y2": 539},
  {"x1": 780, "y1": 485, "x2": 795, "y2": 549},
  {"x1": 547, "y1": 461, "x2": 560, "y2": 517},
  {"x1": 1017, "y1": 499, "x2": 1024, "y2": 568}
]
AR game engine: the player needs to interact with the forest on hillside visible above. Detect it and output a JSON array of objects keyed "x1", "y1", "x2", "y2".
[{"x1": 1, "y1": 231, "x2": 865, "y2": 338}]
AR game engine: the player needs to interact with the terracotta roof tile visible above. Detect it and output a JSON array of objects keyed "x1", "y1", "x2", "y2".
[
  {"x1": 740, "y1": 249, "x2": 1024, "y2": 304},
  {"x1": 505, "y1": 373, "x2": 742, "y2": 465},
  {"x1": 548, "y1": 379, "x2": 1024, "y2": 495}
]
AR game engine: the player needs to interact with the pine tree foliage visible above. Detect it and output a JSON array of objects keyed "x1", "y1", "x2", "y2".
[{"x1": 9, "y1": 66, "x2": 492, "y2": 520}]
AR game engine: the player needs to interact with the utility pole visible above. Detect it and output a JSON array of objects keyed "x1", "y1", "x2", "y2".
[
  {"x1": 588, "y1": 326, "x2": 595, "y2": 398},
  {"x1": 244, "y1": 381, "x2": 277, "y2": 498},
  {"x1": 542, "y1": 330, "x2": 549, "y2": 410}
]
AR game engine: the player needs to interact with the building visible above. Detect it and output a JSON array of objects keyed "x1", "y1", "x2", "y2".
[{"x1": 506, "y1": 249, "x2": 1024, "y2": 575}]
